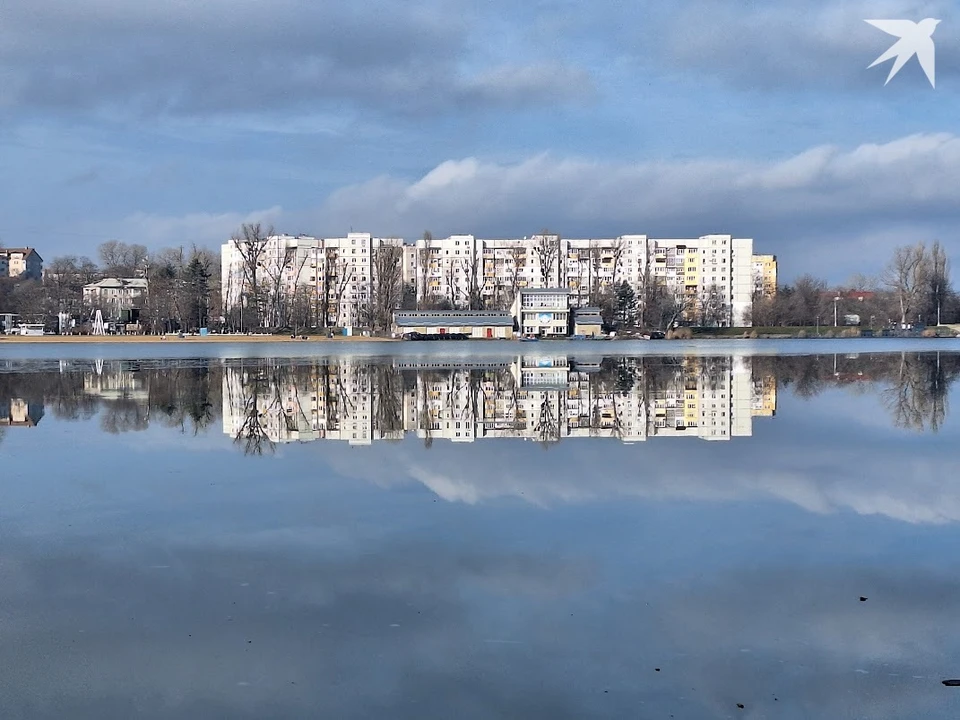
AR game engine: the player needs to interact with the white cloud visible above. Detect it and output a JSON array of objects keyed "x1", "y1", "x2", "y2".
[{"x1": 309, "y1": 132, "x2": 960, "y2": 279}]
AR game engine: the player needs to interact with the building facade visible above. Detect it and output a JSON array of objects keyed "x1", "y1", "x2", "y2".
[
  {"x1": 223, "y1": 231, "x2": 765, "y2": 329},
  {"x1": 83, "y1": 278, "x2": 148, "y2": 318},
  {"x1": 221, "y1": 232, "x2": 404, "y2": 328},
  {"x1": 0, "y1": 248, "x2": 43, "y2": 280},
  {"x1": 393, "y1": 311, "x2": 515, "y2": 338},
  {"x1": 512, "y1": 288, "x2": 571, "y2": 337},
  {"x1": 752, "y1": 254, "x2": 778, "y2": 297}
]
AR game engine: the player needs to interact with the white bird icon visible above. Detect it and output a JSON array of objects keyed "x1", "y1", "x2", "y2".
[{"x1": 865, "y1": 18, "x2": 939, "y2": 88}]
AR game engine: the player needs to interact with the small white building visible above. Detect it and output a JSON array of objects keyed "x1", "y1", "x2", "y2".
[{"x1": 512, "y1": 288, "x2": 571, "y2": 337}]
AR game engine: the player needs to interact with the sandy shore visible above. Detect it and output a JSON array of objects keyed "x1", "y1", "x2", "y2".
[{"x1": 0, "y1": 334, "x2": 397, "y2": 344}]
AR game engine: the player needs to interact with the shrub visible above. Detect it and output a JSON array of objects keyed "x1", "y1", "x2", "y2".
[
  {"x1": 840, "y1": 328, "x2": 861, "y2": 338},
  {"x1": 796, "y1": 330, "x2": 808, "y2": 339},
  {"x1": 667, "y1": 327, "x2": 693, "y2": 340},
  {"x1": 922, "y1": 328, "x2": 938, "y2": 338},
  {"x1": 823, "y1": 330, "x2": 835, "y2": 338},
  {"x1": 748, "y1": 330, "x2": 759, "y2": 339}
]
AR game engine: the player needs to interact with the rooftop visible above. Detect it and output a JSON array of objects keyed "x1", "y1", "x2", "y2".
[
  {"x1": 0, "y1": 247, "x2": 42, "y2": 260},
  {"x1": 85, "y1": 278, "x2": 149, "y2": 290},
  {"x1": 394, "y1": 311, "x2": 514, "y2": 328}
]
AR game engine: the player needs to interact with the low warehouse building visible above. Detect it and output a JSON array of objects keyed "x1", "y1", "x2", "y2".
[
  {"x1": 573, "y1": 307, "x2": 603, "y2": 337},
  {"x1": 393, "y1": 311, "x2": 515, "y2": 339}
]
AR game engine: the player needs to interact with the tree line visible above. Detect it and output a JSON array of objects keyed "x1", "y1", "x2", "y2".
[
  {"x1": 751, "y1": 241, "x2": 954, "y2": 328},
  {"x1": 0, "y1": 239, "x2": 219, "y2": 333}
]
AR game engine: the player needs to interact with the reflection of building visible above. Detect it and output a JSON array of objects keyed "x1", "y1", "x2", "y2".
[
  {"x1": 82, "y1": 366, "x2": 150, "y2": 401},
  {"x1": 222, "y1": 356, "x2": 779, "y2": 447},
  {"x1": 0, "y1": 397, "x2": 44, "y2": 427},
  {"x1": 752, "y1": 374, "x2": 777, "y2": 416}
]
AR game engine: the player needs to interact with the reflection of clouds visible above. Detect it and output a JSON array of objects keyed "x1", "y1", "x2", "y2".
[
  {"x1": 6, "y1": 533, "x2": 956, "y2": 719},
  {"x1": 0, "y1": 536, "x2": 595, "y2": 719},
  {"x1": 650, "y1": 566, "x2": 960, "y2": 719},
  {"x1": 315, "y1": 395, "x2": 960, "y2": 525}
]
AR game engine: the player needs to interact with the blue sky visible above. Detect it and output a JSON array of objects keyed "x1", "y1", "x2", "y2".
[{"x1": 2, "y1": 0, "x2": 960, "y2": 281}]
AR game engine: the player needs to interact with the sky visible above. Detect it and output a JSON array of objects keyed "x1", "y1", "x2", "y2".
[{"x1": 2, "y1": 0, "x2": 960, "y2": 282}]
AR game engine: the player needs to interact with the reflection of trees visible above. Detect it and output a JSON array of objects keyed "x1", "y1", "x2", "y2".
[
  {"x1": 233, "y1": 366, "x2": 276, "y2": 456},
  {"x1": 3, "y1": 352, "x2": 959, "y2": 452},
  {"x1": 534, "y1": 395, "x2": 560, "y2": 448},
  {"x1": 882, "y1": 352, "x2": 949, "y2": 432},
  {"x1": 100, "y1": 399, "x2": 150, "y2": 434},
  {"x1": 372, "y1": 365, "x2": 404, "y2": 439},
  {"x1": 756, "y1": 352, "x2": 958, "y2": 432}
]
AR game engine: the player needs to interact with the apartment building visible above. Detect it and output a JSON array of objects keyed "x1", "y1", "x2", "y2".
[
  {"x1": 223, "y1": 231, "x2": 762, "y2": 329},
  {"x1": 752, "y1": 254, "x2": 778, "y2": 297},
  {"x1": 405, "y1": 233, "x2": 756, "y2": 326},
  {"x1": 0, "y1": 247, "x2": 43, "y2": 280},
  {"x1": 83, "y1": 278, "x2": 148, "y2": 318},
  {"x1": 221, "y1": 232, "x2": 404, "y2": 328}
]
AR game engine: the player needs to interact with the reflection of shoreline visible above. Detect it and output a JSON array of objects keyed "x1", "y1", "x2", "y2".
[
  {"x1": 0, "y1": 352, "x2": 954, "y2": 447},
  {"x1": 222, "y1": 356, "x2": 778, "y2": 451}
]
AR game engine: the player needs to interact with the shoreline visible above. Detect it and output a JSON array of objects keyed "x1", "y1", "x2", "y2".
[
  {"x1": 0, "y1": 334, "x2": 399, "y2": 344},
  {"x1": 0, "y1": 333, "x2": 954, "y2": 344}
]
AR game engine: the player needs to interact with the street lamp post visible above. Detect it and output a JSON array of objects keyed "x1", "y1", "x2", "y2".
[{"x1": 834, "y1": 296, "x2": 840, "y2": 327}]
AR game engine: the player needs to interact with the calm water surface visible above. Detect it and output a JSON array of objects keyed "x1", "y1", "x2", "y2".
[{"x1": 2, "y1": 346, "x2": 960, "y2": 719}]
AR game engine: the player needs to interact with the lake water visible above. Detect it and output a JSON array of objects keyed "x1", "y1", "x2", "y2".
[{"x1": 2, "y1": 342, "x2": 960, "y2": 719}]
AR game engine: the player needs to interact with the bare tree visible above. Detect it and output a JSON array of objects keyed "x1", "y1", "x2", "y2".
[
  {"x1": 318, "y1": 249, "x2": 353, "y2": 328},
  {"x1": 98, "y1": 241, "x2": 149, "y2": 277},
  {"x1": 505, "y1": 245, "x2": 526, "y2": 309},
  {"x1": 847, "y1": 273, "x2": 878, "y2": 292},
  {"x1": 697, "y1": 284, "x2": 729, "y2": 326},
  {"x1": 230, "y1": 223, "x2": 273, "y2": 329},
  {"x1": 608, "y1": 237, "x2": 626, "y2": 289},
  {"x1": 883, "y1": 242, "x2": 930, "y2": 327},
  {"x1": 928, "y1": 240, "x2": 950, "y2": 326},
  {"x1": 418, "y1": 232, "x2": 433, "y2": 310},
  {"x1": 261, "y1": 245, "x2": 299, "y2": 328},
  {"x1": 533, "y1": 231, "x2": 560, "y2": 287},
  {"x1": 370, "y1": 244, "x2": 403, "y2": 331},
  {"x1": 462, "y1": 254, "x2": 487, "y2": 310}
]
